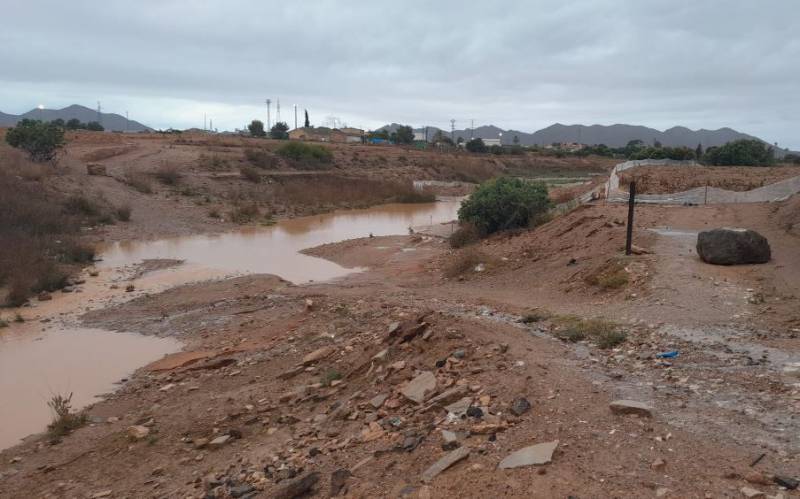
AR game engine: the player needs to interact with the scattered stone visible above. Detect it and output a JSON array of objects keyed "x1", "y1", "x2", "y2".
[
  {"x1": 609, "y1": 400, "x2": 653, "y2": 417},
  {"x1": 696, "y1": 228, "x2": 771, "y2": 265},
  {"x1": 208, "y1": 435, "x2": 231, "y2": 448},
  {"x1": 655, "y1": 487, "x2": 670, "y2": 497},
  {"x1": 127, "y1": 425, "x2": 150, "y2": 441},
  {"x1": 230, "y1": 484, "x2": 255, "y2": 498},
  {"x1": 651, "y1": 458, "x2": 667, "y2": 471},
  {"x1": 452, "y1": 349, "x2": 466, "y2": 359},
  {"x1": 423, "y1": 386, "x2": 469, "y2": 411},
  {"x1": 466, "y1": 406, "x2": 483, "y2": 418},
  {"x1": 90, "y1": 491, "x2": 112, "y2": 499},
  {"x1": 273, "y1": 471, "x2": 320, "y2": 499},
  {"x1": 125, "y1": 284, "x2": 135, "y2": 292},
  {"x1": 303, "y1": 346, "x2": 335, "y2": 366},
  {"x1": 370, "y1": 393, "x2": 389, "y2": 409},
  {"x1": 510, "y1": 397, "x2": 531, "y2": 416},
  {"x1": 744, "y1": 471, "x2": 771, "y2": 486},
  {"x1": 401, "y1": 371, "x2": 437, "y2": 404},
  {"x1": 774, "y1": 476, "x2": 799, "y2": 490},
  {"x1": 304, "y1": 298, "x2": 314, "y2": 311},
  {"x1": 421, "y1": 446, "x2": 471, "y2": 483},
  {"x1": 38, "y1": 291, "x2": 52, "y2": 301},
  {"x1": 444, "y1": 397, "x2": 472, "y2": 418},
  {"x1": 278, "y1": 365, "x2": 305, "y2": 380},
  {"x1": 498, "y1": 441, "x2": 558, "y2": 469},
  {"x1": 740, "y1": 487, "x2": 765, "y2": 498},
  {"x1": 330, "y1": 468, "x2": 351, "y2": 497}
]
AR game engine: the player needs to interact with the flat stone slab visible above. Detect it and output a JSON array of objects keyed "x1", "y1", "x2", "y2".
[
  {"x1": 421, "y1": 446, "x2": 470, "y2": 483},
  {"x1": 498, "y1": 440, "x2": 558, "y2": 469},
  {"x1": 303, "y1": 346, "x2": 335, "y2": 366},
  {"x1": 401, "y1": 371, "x2": 437, "y2": 404},
  {"x1": 609, "y1": 400, "x2": 653, "y2": 417}
]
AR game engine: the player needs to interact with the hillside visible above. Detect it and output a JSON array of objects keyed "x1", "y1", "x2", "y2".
[
  {"x1": 383, "y1": 122, "x2": 769, "y2": 149},
  {"x1": 0, "y1": 104, "x2": 151, "y2": 132}
]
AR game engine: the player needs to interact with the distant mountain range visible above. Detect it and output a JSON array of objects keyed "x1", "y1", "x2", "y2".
[
  {"x1": 381, "y1": 122, "x2": 782, "y2": 151},
  {"x1": 0, "y1": 104, "x2": 151, "y2": 132}
]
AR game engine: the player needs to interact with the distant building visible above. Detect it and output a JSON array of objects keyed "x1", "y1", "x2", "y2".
[
  {"x1": 483, "y1": 138, "x2": 501, "y2": 147},
  {"x1": 413, "y1": 131, "x2": 427, "y2": 142},
  {"x1": 338, "y1": 127, "x2": 365, "y2": 143}
]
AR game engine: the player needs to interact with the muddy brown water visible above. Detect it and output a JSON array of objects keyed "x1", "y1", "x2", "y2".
[{"x1": 0, "y1": 199, "x2": 461, "y2": 450}]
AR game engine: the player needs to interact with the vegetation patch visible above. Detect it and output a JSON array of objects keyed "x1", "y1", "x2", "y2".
[
  {"x1": 276, "y1": 142, "x2": 334, "y2": 169},
  {"x1": 244, "y1": 148, "x2": 280, "y2": 169},
  {"x1": 448, "y1": 222, "x2": 482, "y2": 248},
  {"x1": 458, "y1": 177, "x2": 551, "y2": 235},
  {"x1": 552, "y1": 316, "x2": 626, "y2": 348},
  {"x1": 444, "y1": 247, "x2": 492, "y2": 278},
  {"x1": 123, "y1": 169, "x2": 154, "y2": 194},
  {"x1": 5, "y1": 119, "x2": 65, "y2": 162},
  {"x1": 154, "y1": 164, "x2": 182, "y2": 185},
  {"x1": 240, "y1": 165, "x2": 261, "y2": 183},
  {"x1": 46, "y1": 393, "x2": 87, "y2": 440},
  {"x1": 585, "y1": 258, "x2": 630, "y2": 290}
]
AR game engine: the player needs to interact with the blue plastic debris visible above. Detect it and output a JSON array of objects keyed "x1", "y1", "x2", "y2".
[{"x1": 655, "y1": 350, "x2": 679, "y2": 359}]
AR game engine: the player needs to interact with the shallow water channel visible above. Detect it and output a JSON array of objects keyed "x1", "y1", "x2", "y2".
[{"x1": 0, "y1": 199, "x2": 462, "y2": 450}]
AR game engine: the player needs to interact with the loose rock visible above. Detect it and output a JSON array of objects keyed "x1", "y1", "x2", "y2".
[
  {"x1": 609, "y1": 400, "x2": 653, "y2": 417},
  {"x1": 498, "y1": 441, "x2": 558, "y2": 469},
  {"x1": 421, "y1": 446, "x2": 470, "y2": 483},
  {"x1": 696, "y1": 228, "x2": 771, "y2": 265},
  {"x1": 401, "y1": 371, "x2": 437, "y2": 404}
]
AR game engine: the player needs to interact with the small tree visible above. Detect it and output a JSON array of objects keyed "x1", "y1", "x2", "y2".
[
  {"x1": 248, "y1": 119, "x2": 266, "y2": 137},
  {"x1": 695, "y1": 143, "x2": 703, "y2": 159},
  {"x1": 304, "y1": 110, "x2": 310, "y2": 128},
  {"x1": 66, "y1": 118, "x2": 82, "y2": 130},
  {"x1": 395, "y1": 125, "x2": 414, "y2": 144},
  {"x1": 465, "y1": 138, "x2": 487, "y2": 153},
  {"x1": 270, "y1": 121, "x2": 289, "y2": 140},
  {"x1": 86, "y1": 121, "x2": 104, "y2": 132},
  {"x1": 458, "y1": 177, "x2": 551, "y2": 235},
  {"x1": 5, "y1": 119, "x2": 65, "y2": 162}
]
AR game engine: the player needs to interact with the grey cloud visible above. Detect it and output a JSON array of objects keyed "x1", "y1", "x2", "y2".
[{"x1": 1, "y1": 0, "x2": 798, "y2": 147}]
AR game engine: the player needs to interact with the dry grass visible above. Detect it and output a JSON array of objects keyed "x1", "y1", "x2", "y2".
[
  {"x1": 0, "y1": 151, "x2": 93, "y2": 305},
  {"x1": 81, "y1": 145, "x2": 137, "y2": 162},
  {"x1": 552, "y1": 316, "x2": 626, "y2": 348},
  {"x1": 448, "y1": 223, "x2": 482, "y2": 248},
  {"x1": 123, "y1": 168, "x2": 154, "y2": 194},
  {"x1": 154, "y1": 164, "x2": 182, "y2": 185},
  {"x1": 585, "y1": 258, "x2": 630, "y2": 290},
  {"x1": 240, "y1": 165, "x2": 261, "y2": 183},
  {"x1": 46, "y1": 393, "x2": 87, "y2": 440},
  {"x1": 244, "y1": 148, "x2": 280, "y2": 169},
  {"x1": 444, "y1": 247, "x2": 492, "y2": 278}
]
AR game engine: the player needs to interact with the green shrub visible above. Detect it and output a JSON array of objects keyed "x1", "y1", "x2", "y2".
[
  {"x1": 5, "y1": 119, "x2": 65, "y2": 162},
  {"x1": 154, "y1": 164, "x2": 182, "y2": 185},
  {"x1": 277, "y1": 142, "x2": 333, "y2": 167},
  {"x1": 63, "y1": 195, "x2": 102, "y2": 218},
  {"x1": 703, "y1": 139, "x2": 775, "y2": 166},
  {"x1": 244, "y1": 148, "x2": 279, "y2": 169},
  {"x1": 458, "y1": 177, "x2": 550, "y2": 235},
  {"x1": 553, "y1": 316, "x2": 625, "y2": 348},
  {"x1": 46, "y1": 393, "x2": 87, "y2": 439}
]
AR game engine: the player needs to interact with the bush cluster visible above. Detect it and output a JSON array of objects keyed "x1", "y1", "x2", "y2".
[{"x1": 458, "y1": 177, "x2": 551, "y2": 235}]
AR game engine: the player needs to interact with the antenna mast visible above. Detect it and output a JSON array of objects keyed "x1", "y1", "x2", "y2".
[
  {"x1": 266, "y1": 99, "x2": 271, "y2": 130},
  {"x1": 450, "y1": 119, "x2": 456, "y2": 141}
]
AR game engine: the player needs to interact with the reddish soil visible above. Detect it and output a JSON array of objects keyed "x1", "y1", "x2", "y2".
[
  {"x1": 618, "y1": 165, "x2": 800, "y2": 194},
  {"x1": 1, "y1": 195, "x2": 799, "y2": 498}
]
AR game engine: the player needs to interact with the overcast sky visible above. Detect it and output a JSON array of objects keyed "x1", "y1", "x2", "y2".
[{"x1": 1, "y1": 1, "x2": 798, "y2": 147}]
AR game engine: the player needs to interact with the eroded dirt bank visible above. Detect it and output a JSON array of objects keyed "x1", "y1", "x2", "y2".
[{"x1": 1, "y1": 198, "x2": 799, "y2": 498}]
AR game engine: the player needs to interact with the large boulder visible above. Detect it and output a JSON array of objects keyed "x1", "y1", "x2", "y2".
[{"x1": 696, "y1": 228, "x2": 771, "y2": 265}]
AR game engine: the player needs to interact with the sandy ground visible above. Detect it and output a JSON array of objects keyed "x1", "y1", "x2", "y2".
[{"x1": 1, "y1": 194, "x2": 799, "y2": 498}]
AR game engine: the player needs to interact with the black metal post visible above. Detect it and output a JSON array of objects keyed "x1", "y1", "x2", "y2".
[{"x1": 625, "y1": 181, "x2": 636, "y2": 255}]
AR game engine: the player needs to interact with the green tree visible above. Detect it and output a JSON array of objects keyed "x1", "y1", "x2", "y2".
[
  {"x1": 50, "y1": 118, "x2": 65, "y2": 127},
  {"x1": 458, "y1": 177, "x2": 551, "y2": 235},
  {"x1": 703, "y1": 139, "x2": 774, "y2": 166},
  {"x1": 395, "y1": 125, "x2": 414, "y2": 144},
  {"x1": 465, "y1": 138, "x2": 487, "y2": 153},
  {"x1": 270, "y1": 121, "x2": 290, "y2": 140},
  {"x1": 248, "y1": 119, "x2": 266, "y2": 137},
  {"x1": 513, "y1": 135, "x2": 520, "y2": 145},
  {"x1": 695, "y1": 143, "x2": 703, "y2": 159},
  {"x1": 66, "y1": 118, "x2": 82, "y2": 130},
  {"x1": 304, "y1": 110, "x2": 310, "y2": 128},
  {"x1": 86, "y1": 121, "x2": 104, "y2": 132},
  {"x1": 5, "y1": 119, "x2": 66, "y2": 162}
]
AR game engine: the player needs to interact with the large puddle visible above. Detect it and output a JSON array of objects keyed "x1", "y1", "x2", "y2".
[{"x1": 0, "y1": 199, "x2": 461, "y2": 450}]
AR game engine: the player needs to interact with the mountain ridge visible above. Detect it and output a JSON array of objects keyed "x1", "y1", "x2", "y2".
[
  {"x1": 0, "y1": 104, "x2": 151, "y2": 132},
  {"x1": 381, "y1": 122, "x2": 780, "y2": 151}
]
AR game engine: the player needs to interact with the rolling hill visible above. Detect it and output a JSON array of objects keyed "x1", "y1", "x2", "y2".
[{"x1": 0, "y1": 104, "x2": 151, "y2": 132}]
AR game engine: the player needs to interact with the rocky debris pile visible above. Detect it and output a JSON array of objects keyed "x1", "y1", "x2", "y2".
[{"x1": 696, "y1": 228, "x2": 771, "y2": 265}]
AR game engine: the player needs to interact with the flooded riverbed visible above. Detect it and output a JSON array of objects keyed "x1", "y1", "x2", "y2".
[{"x1": 0, "y1": 199, "x2": 461, "y2": 449}]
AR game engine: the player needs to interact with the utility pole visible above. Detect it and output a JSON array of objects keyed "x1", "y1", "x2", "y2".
[
  {"x1": 470, "y1": 119, "x2": 474, "y2": 139},
  {"x1": 625, "y1": 181, "x2": 636, "y2": 256},
  {"x1": 266, "y1": 99, "x2": 271, "y2": 130},
  {"x1": 450, "y1": 119, "x2": 455, "y2": 141},
  {"x1": 203, "y1": 113, "x2": 207, "y2": 132},
  {"x1": 276, "y1": 99, "x2": 281, "y2": 123},
  {"x1": 293, "y1": 104, "x2": 297, "y2": 130},
  {"x1": 126, "y1": 111, "x2": 129, "y2": 132},
  {"x1": 97, "y1": 101, "x2": 102, "y2": 125}
]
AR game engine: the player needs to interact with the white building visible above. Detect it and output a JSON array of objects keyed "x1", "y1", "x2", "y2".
[{"x1": 483, "y1": 138, "x2": 501, "y2": 147}]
